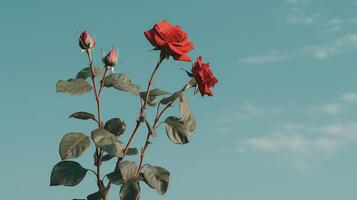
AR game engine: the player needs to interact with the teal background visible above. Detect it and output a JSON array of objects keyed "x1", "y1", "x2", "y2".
[{"x1": 1, "y1": 0, "x2": 357, "y2": 199}]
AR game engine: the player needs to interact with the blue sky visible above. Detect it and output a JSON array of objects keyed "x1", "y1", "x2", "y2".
[{"x1": 1, "y1": 0, "x2": 357, "y2": 199}]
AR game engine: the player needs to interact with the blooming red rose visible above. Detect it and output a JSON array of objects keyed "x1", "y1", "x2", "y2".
[
  {"x1": 144, "y1": 20, "x2": 194, "y2": 62},
  {"x1": 102, "y1": 48, "x2": 118, "y2": 66},
  {"x1": 191, "y1": 57, "x2": 218, "y2": 96},
  {"x1": 79, "y1": 31, "x2": 96, "y2": 49}
]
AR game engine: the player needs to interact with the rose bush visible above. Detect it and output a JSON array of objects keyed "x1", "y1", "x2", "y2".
[{"x1": 52, "y1": 20, "x2": 218, "y2": 200}]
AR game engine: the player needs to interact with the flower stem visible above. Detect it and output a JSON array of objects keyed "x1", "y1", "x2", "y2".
[
  {"x1": 86, "y1": 49, "x2": 108, "y2": 192},
  {"x1": 116, "y1": 54, "x2": 164, "y2": 169},
  {"x1": 136, "y1": 83, "x2": 190, "y2": 175}
]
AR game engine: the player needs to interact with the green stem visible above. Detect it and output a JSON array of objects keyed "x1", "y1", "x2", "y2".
[
  {"x1": 136, "y1": 83, "x2": 190, "y2": 175},
  {"x1": 115, "y1": 54, "x2": 164, "y2": 169}
]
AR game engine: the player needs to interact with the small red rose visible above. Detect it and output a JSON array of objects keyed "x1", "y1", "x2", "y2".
[
  {"x1": 191, "y1": 57, "x2": 218, "y2": 96},
  {"x1": 144, "y1": 20, "x2": 194, "y2": 62},
  {"x1": 79, "y1": 31, "x2": 96, "y2": 50},
  {"x1": 102, "y1": 48, "x2": 118, "y2": 67}
]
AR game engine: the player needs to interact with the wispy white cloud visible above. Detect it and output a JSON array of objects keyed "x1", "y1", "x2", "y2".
[
  {"x1": 218, "y1": 102, "x2": 262, "y2": 125},
  {"x1": 341, "y1": 92, "x2": 357, "y2": 102},
  {"x1": 304, "y1": 34, "x2": 357, "y2": 59},
  {"x1": 305, "y1": 103, "x2": 340, "y2": 115},
  {"x1": 286, "y1": 7, "x2": 319, "y2": 25},
  {"x1": 239, "y1": 34, "x2": 357, "y2": 64},
  {"x1": 235, "y1": 102, "x2": 263, "y2": 119},
  {"x1": 285, "y1": 0, "x2": 311, "y2": 4},
  {"x1": 238, "y1": 122, "x2": 344, "y2": 169},
  {"x1": 226, "y1": 91, "x2": 357, "y2": 169},
  {"x1": 322, "y1": 122, "x2": 357, "y2": 139},
  {"x1": 323, "y1": 18, "x2": 345, "y2": 32},
  {"x1": 284, "y1": 0, "x2": 319, "y2": 25},
  {"x1": 242, "y1": 134, "x2": 338, "y2": 156},
  {"x1": 306, "y1": 92, "x2": 357, "y2": 116},
  {"x1": 240, "y1": 50, "x2": 287, "y2": 65}
]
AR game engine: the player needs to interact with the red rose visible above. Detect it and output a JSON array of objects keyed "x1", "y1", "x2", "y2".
[
  {"x1": 79, "y1": 31, "x2": 96, "y2": 49},
  {"x1": 144, "y1": 20, "x2": 194, "y2": 62},
  {"x1": 102, "y1": 48, "x2": 118, "y2": 66},
  {"x1": 191, "y1": 57, "x2": 218, "y2": 96}
]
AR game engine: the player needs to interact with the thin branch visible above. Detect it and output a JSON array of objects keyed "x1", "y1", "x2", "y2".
[
  {"x1": 136, "y1": 83, "x2": 190, "y2": 175},
  {"x1": 85, "y1": 49, "x2": 105, "y2": 190},
  {"x1": 116, "y1": 54, "x2": 165, "y2": 169}
]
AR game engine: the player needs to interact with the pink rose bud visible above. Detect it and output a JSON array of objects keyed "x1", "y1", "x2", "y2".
[
  {"x1": 102, "y1": 48, "x2": 118, "y2": 67},
  {"x1": 79, "y1": 31, "x2": 96, "y2": 49}
]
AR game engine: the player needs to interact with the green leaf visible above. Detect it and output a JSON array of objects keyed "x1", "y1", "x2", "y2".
[
  {"x1": 120, "y1": 180, "x2": 140, "y2": 200},
  {"x1": 101, "y1": 153, "x2": 115, "y2": 162},
  {"x1": 91, "y1": 128, "x2": 124, "y2": 157},
  {"x1": 126, "y1": 148, "x2": 138, "y2": 156},
  {"x1": 56, "y1": 78, "x2": 92, "y2": 96},
  {"x1": 107, "y1": 161, "x2": 138, "y2": 185},
  {"x1": 59, "y1": 132, "x2": 90, "y2": 160},
  {"x1": 160, "y1": 91, "x2": 182, "y2": 105},
  {"x1": 104, "y1": 118, "x2": 126, "y2": 136},
  {"x1": 107, "y1": 170, "x2": 125, "y2": 185},
  {"x1": 140, "y1": 88, "x2": 170, "y2": 107},
  {"x1": 179, "y1": 96, "x2": 196, "y2": 132},
  {"x1": 119, "y1": 161, "x2": 138, "y2": 182},
  {"x1": 104, "y1": 73, "x2": 140, "y2": 96},
  {"x1": 148, "y1": 88, "x2": 171, "y2": 96},
  {"x1": 145, "y1": 119, "x2": 157, "y2": 137},
  {"x1": 143, "y1": 165, "x2": 170, "y2": 195},
  {"x1": 69, "y1": 111, "x2": 96, "y2": 121},
  {"x1": 50, "y1": 161, "x2": 87, "y2": 186},
  {"x1": 101, "y1": 148, "x2": 137, "y2": 163},
  {"x1": 164, "y1": 116, "x2": 191, "y2": 144},
  {"x1": 142, "y1": 95, "x2": 158, "y2": 107},
  {"x1": 76, "y1": 67, "x2": 106, "y2": 80},
  {"x1": 87, "y1": 188, "x2": 106, "y2": 200}
]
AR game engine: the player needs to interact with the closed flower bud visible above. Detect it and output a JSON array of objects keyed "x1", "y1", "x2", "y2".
[
  {"x1": 79, "y1": 31, "x2": 96, "y2": 49},
  {"x1": 102, "y1": 48, "x2": 118, "y2": 67}
]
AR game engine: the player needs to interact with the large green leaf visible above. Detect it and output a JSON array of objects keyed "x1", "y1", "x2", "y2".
[
  {"x1": 107, "y1": 161, "x2": 138, "y2": 185},
  {"x1": 143, "y1": 165, "x2": 170, "y2": 195},
  {"x1": 76, "y1": 67, "x2": 106, "y2": 80},
  {"x1": 120, "y1": 180, "x2": 140, "y2": 200},
  {"x1": 56, "y1": 78, "x2": 92, "y2": 96},
  {"x1": 179, "y1": 96, "x2": 196, "y2": 132},
  {"x1": 91, "y1": 128, "x2": 124, "y2": 157},
  {"x1": 119, "y1": 161, "x2": 138, "y2": 182},
  {"x1": 104, "y1": 73, "x2": 140, "y2": 96},
  {"x1": 104, "y1": 118, "x2": 126, "y2": 136},
  {"x1": 69, "y1": 111, "x2": 96, "y2": 121},
  {"x1": 106, "y1": 169, "x2": 125, "y2": 185},
  {"x1": 59, "y1": 132, "x2": 90, "y2": 160},
  {"x1": 164, "y1": 116, "x2": 191, "y2": 144},
  {"x1": 50, "y1": 161, "x2": 87, "y2": 186}
]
